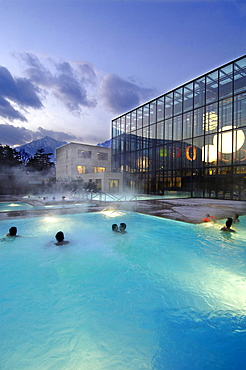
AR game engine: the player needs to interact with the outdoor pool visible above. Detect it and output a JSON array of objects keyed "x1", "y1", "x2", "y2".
[
  {"x1": 0, "y1": 211, "x2": 245, "y2": 369},
  {"x1": 0, "y1": 202, "x2": 34, "y2": 212}
]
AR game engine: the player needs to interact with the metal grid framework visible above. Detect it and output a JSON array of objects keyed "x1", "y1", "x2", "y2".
[{"x1": 112, "y1": 55, "x2": 246, "y2": 200}]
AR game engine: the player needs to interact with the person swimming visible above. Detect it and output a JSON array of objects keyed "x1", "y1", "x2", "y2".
[
  {"x1": 203, "y1": 214, "x2": 215, "y2": 222},
  {"x1": 220, "y1": 218, "x2": 235, "y2": 232},
  {"x1": 55, "y1": 231, "x2": 69, "y2": 245},
  {"x1": 6, "y1": 226, "x2": 18, "y2": 237},
  {"x1": 112, "y1": 224, "x2": 119, "y2": 232},
  {"x1": 119, "y1": 223, "x2": 127, "y2": 233},
  {"x1": 233, "y1": 214, "x2": 240, "y2": 223}
]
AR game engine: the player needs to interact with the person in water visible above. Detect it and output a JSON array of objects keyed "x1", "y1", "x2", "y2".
[
  {"x1": 55, "y1": 231, "x2": 69, "y2": 245},
  {"x1": 119, "y1": 222, "x2": 127, "y2": 233},
  {"x1": 6, "y1": 226, "x2": 18, "y2": 237},
  {"x1": 221, "y1": 218, "x2": 235, "y2": 232},
  {"x1": 112, "y1": 224, "x2": 118, "y2": 232},
  {"x1": 233, "y1": 213, "x2": 240, "y2": 223},
  {"x1": 203, "y1": 214, "x2": 215, "y2": 222}
]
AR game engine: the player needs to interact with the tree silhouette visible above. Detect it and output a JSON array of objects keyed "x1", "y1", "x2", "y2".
[
  {"x1": 0, "y1": 144, "x2": 22, "y2": 168},
  {"x1": 25, "y1": 149, "x2": 55, "y2": 173}
]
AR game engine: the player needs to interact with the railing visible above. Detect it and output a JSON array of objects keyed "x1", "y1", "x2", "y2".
[{"x1": 101, "y1": 194, "x2": 138, "y2": 214}]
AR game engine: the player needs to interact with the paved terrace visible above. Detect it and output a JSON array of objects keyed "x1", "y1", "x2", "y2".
[{"x1": 0, "y1": 196, "x2": 245, "y2": 224}]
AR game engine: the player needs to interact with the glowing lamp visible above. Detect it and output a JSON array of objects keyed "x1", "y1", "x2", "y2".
[
  {"x1": 213, "y1": 125, "x2": 245, "y2": 153},
  {"x1": 202, "y1": 144, "x2": 217, "y2": 163}
]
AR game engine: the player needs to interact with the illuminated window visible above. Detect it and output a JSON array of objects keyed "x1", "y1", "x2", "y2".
[
  {"x1": 109, "y1": 179, "x2": 119, "y2": 192},
  {"x1": 97, "y1": 152, "x2": 108, "y2": 160},
  {"x1": 77, "y1": 166, "x2": 86, "y2": 174},
  {"x1": 94, "y1": 167, "x2": 106, "y2": 173},
  {"x1": 78, "y1": 150, "x2": 91, "y2": 159}
]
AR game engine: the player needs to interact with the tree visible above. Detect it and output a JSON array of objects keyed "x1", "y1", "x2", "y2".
[
  {"x1": 0, "y1": 144, "x2": 22, "y2": 168},
  {"x1": 25, "y1": 148, "x2": 55, "y2": 173}
]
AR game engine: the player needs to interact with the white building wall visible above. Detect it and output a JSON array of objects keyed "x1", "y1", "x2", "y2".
[{"x1": 56, "y1": 143, "x2": 123, "y2": 193}]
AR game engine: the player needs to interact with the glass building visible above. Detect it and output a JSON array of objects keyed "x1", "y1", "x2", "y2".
[{"x1": 112, "y1": 55, "x2": 246, "y2": 200}]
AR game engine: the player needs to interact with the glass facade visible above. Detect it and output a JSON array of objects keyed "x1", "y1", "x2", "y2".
[{"x1": 112, "y1": 55, "x2": 246, "y2": 200}]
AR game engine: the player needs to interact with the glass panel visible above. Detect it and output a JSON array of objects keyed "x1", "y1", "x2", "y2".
[
  {"x1": 130, "y1": 131, "x2": 137, "y2": 151},
  {"x1": 183, "y1": 82, "x2": 193, "y2": 112},
  {"x1": 234, "y1": 56, "x2": 246, "y2": 94},
  {"x1": 217, "y1": 127, "x2": 233, "y2": 165},
  {"x1": 131, "y1": 111, "x2": 137, "y2": 131},
  {"x1": 150, "y1": 101, "x2": 156, "y2": 124},
  {"x1": 219, "y1": 98, "x2": 232, "y2": 130},
  {"x1": 143, "y1": 104, "x2": 149, "y2": 126},
  {"x1": 172, "y1": 142, "x2": 182, "y2": 170},
  {"x1": 234, "y1": 93, "x2": 246, "y2": 128},
  {"x1": 174, "y1": 88, "x2": 182, "y2": 115},
  {"x1": 182, "y1": 138, "x2": 192, "y2": 169},
  {"x1": 234, "y1": 128, "x2": 246, "y2": 164},
  {"x1": 149, "y1": 123, "x2": 156, "y2": 140},
  {"x1": 203, "y1": 103, "x2": 218, "y2": 133},
  {"x1": 194, "y1": 107, "x2": 204, "y2": 137},
  {"x1": 157, "y1": 97, "x2": 164, "y2": 121},
  {"x1": 164, "y1": 118, "x2": 172, "y2": 140},
  {"x1": 165, "y1": 93, "x2": 173, "y2": 119},
  {"x1": 219, "y1": 64, "x2": 233, "y2": 99},
  {"x1": 97, "y1": 152, "x2": 108, "y2": 160},
  {"x1": 194, "y1": 77, "x2": 205, "y2": 108},
  {"x1": 94, "y1": 167, "x2": 106, "y2": 173},
  {"x1": 157, "y1": 120, "x2": 164, "y2": 142},
  {"x1": 120, "y1": 116, "x2": 125, "y2": 133},
  {"x1": 137, "y1": 107, "x2": 142, "y2": 129},
  {"x1": 192, "y1": 136, "x2": 203, "y2": 168},
  {"x1": 78, "y1": 150, "x2": 91, "y2": 159},
  {"x1": 112, "y1": 119, "x2": 118, "y2": 138},
  {"x1": 142, "y1": 126, "x2": 149, "y2": 149},
  {"x1": 206, "y1": 71, "x2": 218, "y2": 103},
  {"x1": 173, "y1": 115, "x2": 182, "y2": 141},
  {"x1": 77, "y1": 165, "x2": 86, "y2": 174},
  {"x1": 136, "y1": 128, "x2": 143, "y2": 150},
  {"x1": 183, "y1": 112, "x2": 193, "y2": 139},
  {"x1": 126, "y1": 113, "x2": 131, "y2": 133},
  {"x1": 202, "y1": 134, "x2": 217, "y2": 165}
]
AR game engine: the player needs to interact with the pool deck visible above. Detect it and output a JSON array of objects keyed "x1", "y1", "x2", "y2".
[
  {"x1": 0, "y1": 196, "x2": 245, "y2": 224},
  {"x1": 129, "y1": 198, "x2": 246, "y2": 224}
]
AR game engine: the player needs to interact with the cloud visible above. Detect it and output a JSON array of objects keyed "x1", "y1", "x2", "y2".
[
  {"x1": 101, "y1": 73, "x2": 156, "y2": 114},
  {"x1": 22, "y1": 53, "x2": 97, "y2": 115},
  {"x1": 0, "y1": 124, "x2": 83, "y2": 147},
  {"x1": 0, "y1": 66, "x2": 43, "y2": 121}
]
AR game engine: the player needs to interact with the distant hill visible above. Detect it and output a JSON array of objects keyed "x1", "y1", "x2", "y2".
[
  {"x1": 97, "y1": 139, "x2": 111, "y2": 148},
  {"x1": 16, "y1": 136, "x2": 67, "y2": 162}
]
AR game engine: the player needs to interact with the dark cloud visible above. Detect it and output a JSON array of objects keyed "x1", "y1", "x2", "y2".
[
  {"x1": 0, "y1": 96, "x2": 27, "y2": 122},
  {"x1": 0, "y1": 124, "x2": 83, "y2": 147},
  {"x1": 0, "y1": 66, "x2": 43, "y2": 121},
  {"x1": 22, "y1": 53, "x2": 55, "y2": 87},
  {"x1": 101, "y1": 73, "x2": 156, "y2": 114},
  {"x1": 22, "y1": 53, "x2": 97, "y2": 114}
]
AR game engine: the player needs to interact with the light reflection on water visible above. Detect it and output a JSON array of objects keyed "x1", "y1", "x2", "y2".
[{"x1": 0, "y1": 212, "x2": 245, "y2": 369}]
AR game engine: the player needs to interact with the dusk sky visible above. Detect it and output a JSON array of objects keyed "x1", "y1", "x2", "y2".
[{"x1": 0, "y1": 0, "x2": 245, "y2": 147}]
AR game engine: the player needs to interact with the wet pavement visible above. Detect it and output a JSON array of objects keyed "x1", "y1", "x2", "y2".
[{"x1": 0, "y1": 196, "x2": 245, "y2": 224}]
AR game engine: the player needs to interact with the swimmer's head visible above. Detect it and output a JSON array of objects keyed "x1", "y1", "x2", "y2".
[
  {"x1": 119, "y1": 223, "x2": 126, "y2": 232},
  {"x1": 9, "y1": 226, "x2": 17, "y2": 236},
  {"x1": 112, "y1": 224, "x2": 118, "y2": 231},
  {"x1": 226, "y1": 218, "x2": 233, "y2": 228},
  {"x1": 55, "y1": 231, "x2": 65, "y2": 242}
]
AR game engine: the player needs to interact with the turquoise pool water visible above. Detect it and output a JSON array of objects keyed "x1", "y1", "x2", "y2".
[
  {"x1": 0, "y1": 202, "x2": 33, "y2": 212},
  {"x1": 0, "y1": 212, "x2": 245, "y2": 369}
]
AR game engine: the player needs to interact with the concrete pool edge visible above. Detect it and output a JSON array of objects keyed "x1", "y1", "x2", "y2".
[{"x1": 0, "y1": 197, "x2": 245, "y2": 224}]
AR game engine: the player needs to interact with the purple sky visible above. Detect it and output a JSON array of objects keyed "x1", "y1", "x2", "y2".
[{"x1": 0, "y1": 0, "x2": 245, "y2": 147}]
